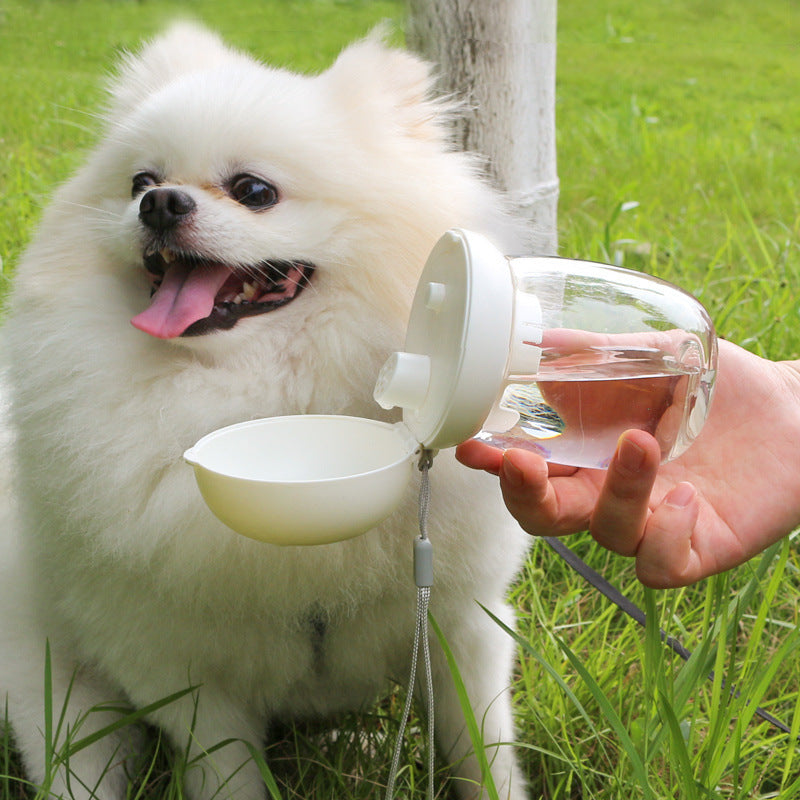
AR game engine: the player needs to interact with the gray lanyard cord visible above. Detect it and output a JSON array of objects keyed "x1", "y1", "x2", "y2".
[{"x1": 385, "y1": 450, "x2": 436, "y2": 800}]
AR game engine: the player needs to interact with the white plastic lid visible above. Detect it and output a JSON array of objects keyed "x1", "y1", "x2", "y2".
[{"x1": 374, "y1": 229, "x2": 518, "y2": 450}]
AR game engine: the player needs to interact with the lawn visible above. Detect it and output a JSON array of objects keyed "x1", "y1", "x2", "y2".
[{"x1": 2, "y1": 0, "x2": 800, "y2": 798}]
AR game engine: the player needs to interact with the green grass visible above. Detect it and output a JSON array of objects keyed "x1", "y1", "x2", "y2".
[
  {"x1": 555, "y1": 0, "x2": 800, "y2": 358},
  {"x1": 2, "y1": 0, "x2": 800, "y2": 798}
]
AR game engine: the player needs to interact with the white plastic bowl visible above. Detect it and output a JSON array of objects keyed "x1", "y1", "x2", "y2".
[{"x1": 184, "y1": 415, "x2": 419, "y2": 546}]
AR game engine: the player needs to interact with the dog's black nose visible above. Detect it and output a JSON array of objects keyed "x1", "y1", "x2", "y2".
[{"x1": 139, "y1": 188, "x2": 196, "y2": 232}]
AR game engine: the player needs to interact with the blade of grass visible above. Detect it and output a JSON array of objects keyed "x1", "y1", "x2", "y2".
[
  {"x1": 2, "y1": 698, "x2": 10, "y2": 800},
  {"x1": 64, "y1": 687, "x2": 198, "y2": 758},
  {"x1": 656, "y1": 689, "x2": 700, "y2": 800},
  {"x1": 480, "y1": 605, "x2": 609, "y2": 750},
  {"x1": 130, "y1": 730, "x2": 164, "y2": 800},
  {"x1": 553, "y1": 633, "x2": 655, "y2": 799},
  {"x1": 738, "y1": 539, "x2": 790, "y2": 682},
  {"x1": 780, "y1": 683, "x2": 800, "y2": 788},
  {"x1": 43, "y1": 643, "x2": 53, "y2": 792},
  {"x1": 483, "y1": 597, "x2": 653, "y2": 798},
  {"x1": 428, "y1": 614, "x2": 499, "y2": 800},
  {"x1": 243, "y1": 742, "x2": 283, "y2": 800},
  {"x1": 708, "y1": 628, "x2": 800, "y2": 788},
  {"x1": 642, "y1": 588, "x2": 665, "y2": 764}
]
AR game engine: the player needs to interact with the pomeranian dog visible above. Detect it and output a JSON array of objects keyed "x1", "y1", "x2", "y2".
[{"x1": 0, "y1": 24, "x2": 533, "y2": 800}]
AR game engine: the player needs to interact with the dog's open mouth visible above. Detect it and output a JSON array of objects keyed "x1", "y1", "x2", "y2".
[{"x1": 131, "y1": 249, "x2": 315, "y2": 339}]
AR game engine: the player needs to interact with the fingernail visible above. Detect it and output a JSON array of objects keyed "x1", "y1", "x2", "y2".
[
  {"x1": 665, "y1": 482, "x2": 695, "y2": 508},
  {"x1": 502, "y1": 453, "x2": 524, "y2": 489},
  {"x1": 617, "y1": 436, "x2": 646, "y2": 473}
]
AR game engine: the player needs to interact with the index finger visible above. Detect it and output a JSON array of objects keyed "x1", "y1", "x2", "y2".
[{"x1": 455, "y1": 439, "x2": 505, "y2": 475}]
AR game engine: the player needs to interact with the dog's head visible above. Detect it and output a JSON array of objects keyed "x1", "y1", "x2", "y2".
[
  {"x1": 79, "y1": 24, "x2": 518, "y2": 346},
  {"x1": 19, "y1": 22, "x2": 526, "y2": 425}
]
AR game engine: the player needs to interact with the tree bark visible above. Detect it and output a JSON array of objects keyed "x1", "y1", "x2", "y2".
[{"x1": 407, "y1": 0, "x2": 559, "y2": 254}]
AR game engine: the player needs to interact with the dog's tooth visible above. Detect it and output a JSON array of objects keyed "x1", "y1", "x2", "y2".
[
  {"x1": 160, "y1": 248, "x2": 175, "y2": 264},
  {"x1": 242, "y1": 282, "x2": 257, "y2": 301}
]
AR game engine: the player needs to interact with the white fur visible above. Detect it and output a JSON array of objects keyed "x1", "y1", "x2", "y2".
[{"x1": 0, "y1": 25, "x2": 532, "y2": 800}]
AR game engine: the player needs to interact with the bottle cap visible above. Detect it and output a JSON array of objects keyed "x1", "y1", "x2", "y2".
[{"x1": 374, "y1": 229, "x2": 524, "y2": 450}]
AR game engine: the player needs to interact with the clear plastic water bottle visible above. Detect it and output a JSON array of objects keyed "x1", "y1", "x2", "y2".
[
  {"x1": 472, "y1": 257, "x2": 716, "y2": 468},
  {"x1": 375, "y1": 230, "x2": 717, "y2": 469}
]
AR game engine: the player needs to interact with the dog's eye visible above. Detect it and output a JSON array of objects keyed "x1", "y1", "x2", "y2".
[
  {"x1": 131, "y1": 172, "x2": 159, "y2": 197},
  {"x1": 228, "y1": 175, "x2": 279, "y2": 210}
]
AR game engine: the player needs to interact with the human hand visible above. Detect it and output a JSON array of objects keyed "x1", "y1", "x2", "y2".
[{"x1": 456, "y1": 340, "x2": 800, "y2": 587}]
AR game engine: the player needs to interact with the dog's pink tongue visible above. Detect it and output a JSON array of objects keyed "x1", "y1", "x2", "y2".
[{"x1": 131, "y1": 262, "x2": 232, "y2": 339}]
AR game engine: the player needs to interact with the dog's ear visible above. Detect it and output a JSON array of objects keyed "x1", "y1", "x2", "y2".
[
  {"x1": 324, "y1": 34, "x2": 451, "y2": 143},
  {"x1": 105, "y1": 22, "x2": 246, "y2": 121}
]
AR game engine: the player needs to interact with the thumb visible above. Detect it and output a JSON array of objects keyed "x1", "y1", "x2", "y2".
[{"x1": 635, "y1": 482, "x2": 702, "y2": 588}]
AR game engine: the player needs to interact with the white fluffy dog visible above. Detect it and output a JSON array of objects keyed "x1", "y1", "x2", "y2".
[{"x1": 0, "y1": 25, "x2": 532, "y2": 800}]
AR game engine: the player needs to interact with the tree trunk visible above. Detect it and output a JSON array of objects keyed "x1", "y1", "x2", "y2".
[{"x1": 407, "y1": 0, "x2": 559, "y2": 254}]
